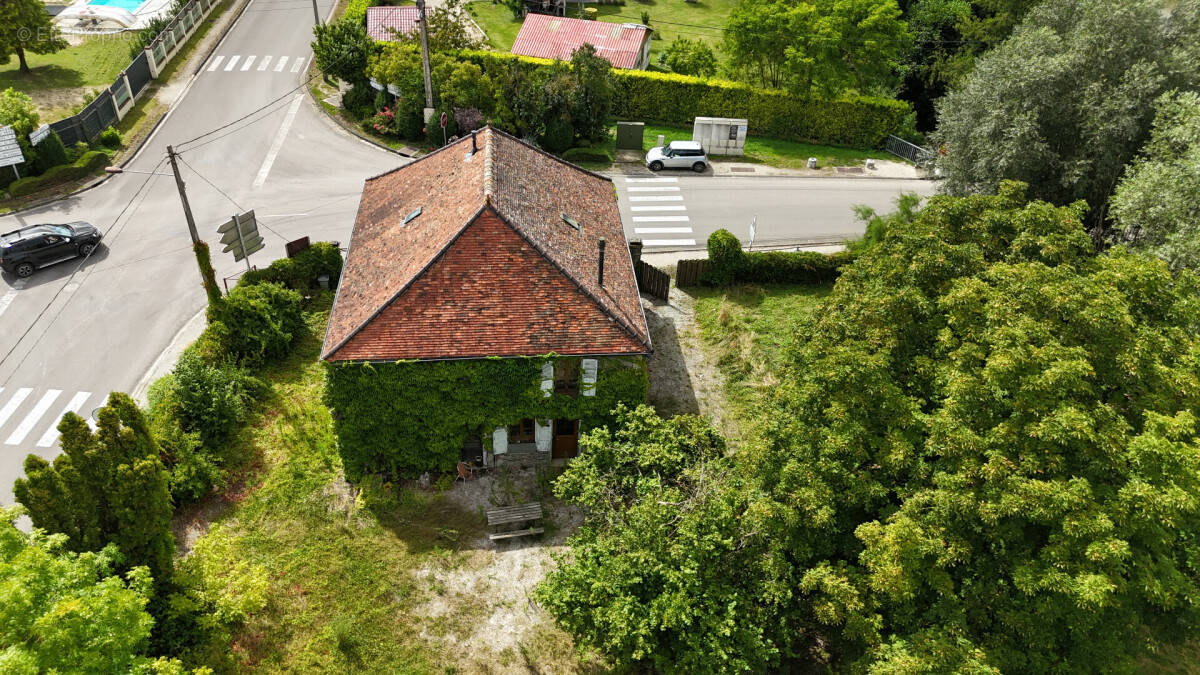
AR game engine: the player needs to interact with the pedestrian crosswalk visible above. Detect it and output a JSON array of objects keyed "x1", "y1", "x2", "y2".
[
  {"x1": 206, "y1": 54, "x2": 309, "y2": 74},
  {"x1": 0, "y1": 387, "x2": 97, "y2": 452},
  {"x1": 625, "y1": 177, "x2": 697, "y2": 247}
]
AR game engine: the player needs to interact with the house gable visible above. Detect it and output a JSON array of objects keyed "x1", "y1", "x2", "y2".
[{"x1": 330, "y1": 207, "x2": 647, "y2": 361}]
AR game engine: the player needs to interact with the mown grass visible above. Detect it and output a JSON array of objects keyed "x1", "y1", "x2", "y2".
[
  {"x1": 185, "y1": 299, "x2": 584, "y2": 672},
  {"x1": 0, "y1": 36, "x2": 132, "y2": 101},
  {"x1": 466, "y1": 1, "x2": 523, "y2": 51},
  {"x1": 691, "y1": 283, "x2": 831, "y2": 430},
  {"x1": 618, "y1": 123, "x2": 895, "y2": 167}
]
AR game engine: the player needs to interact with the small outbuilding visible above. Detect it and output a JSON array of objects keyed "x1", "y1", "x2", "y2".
[
  {"x1": 511, "y1": 14, "x2": 652, "y2": 70},
  {"x1": 365, "y1": 6, "x2": 421, "y2": 42}
]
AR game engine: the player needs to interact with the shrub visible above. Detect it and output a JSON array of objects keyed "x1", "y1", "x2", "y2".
[
  {"x1": 426, "y1": 106, "x2": 458, "y2": 147},
  {"x1": 540, "y1": 117, "x2": 574, "y2": 153},
  {"x1": 341, "y1": 81, "x2": 376, "y2": 119},
  {"x1": 213, "y1": 282, "x2": 305, "y2": 365},
  {"x1": 703, "y1": 229, "x2": 743, "y2": 286},
  {"x1": 454, "y1": 50, "x2": 910, "y2": 148},
  {"x1": 99, "y1": 127, "x2": 122, "y2": 148},
  {"x1": 561, "y1": 147, "x2": 612, "y2": 164},
  {"x1": 454, "y1": 106, "x2": 484, "y2": 133},
  {"x1": 7, "y1": 150, "x2": 110, "y2": 197},
  {"x1": 31, "y1": 131, "x2": 69, "y2": 173},
  {"x1": 700, "y1": 228, "x2": 854, "y2": 286},
  {"x1": 237, "y1": 242, "x2": 343, "y2": 292},
  {"x1": 170, "y1": 351, "x2": 261, "y2": 446}
]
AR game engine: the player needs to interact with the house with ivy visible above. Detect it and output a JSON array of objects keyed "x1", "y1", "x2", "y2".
[{"x1": 321, "y1": 126, "x2": 652, "y2": 479}]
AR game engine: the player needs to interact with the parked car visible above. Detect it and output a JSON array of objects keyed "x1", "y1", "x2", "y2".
[
  {"x1": 0, "y1": 222, "x2": 103, "y2": 278},
  {"x1": 645, "y1": 140, "x2": 708, "y2": 173}
]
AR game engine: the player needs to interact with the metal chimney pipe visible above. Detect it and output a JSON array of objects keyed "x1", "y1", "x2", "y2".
[
  {"x1": 471, "y1": 129, "x2": 478, "y2": 154},
  {"x1": 597, "y1": 237, "x2": 607, "y2": 287},
  {"x1": 629, "y1": 239, "x2": 643, "y2": 267}
]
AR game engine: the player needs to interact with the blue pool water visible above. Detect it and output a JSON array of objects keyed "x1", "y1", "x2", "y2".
[{"x1": 87, "y1": 0, "x2": 145, "y2": 12}]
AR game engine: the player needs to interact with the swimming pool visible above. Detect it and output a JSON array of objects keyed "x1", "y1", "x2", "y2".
[{"x1": 86, "y1": 0, "x2": 145, "y2": 12}]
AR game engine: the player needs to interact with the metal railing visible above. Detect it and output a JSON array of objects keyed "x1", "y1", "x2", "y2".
[{"x1": 885, "y1": 134, "x2": 935, "y2": 166}]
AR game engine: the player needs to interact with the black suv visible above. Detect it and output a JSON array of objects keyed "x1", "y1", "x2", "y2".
[{"x1": 0, "y1": 222, "x2": 103, "y2": 278}]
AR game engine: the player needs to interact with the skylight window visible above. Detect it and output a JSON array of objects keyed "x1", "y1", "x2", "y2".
[
  {"x1": 403, "y1": 207, "x2": 422, "y2": 225},
  {"x1": 561, "y1": 213, "x2": 579, "y2": 230}
]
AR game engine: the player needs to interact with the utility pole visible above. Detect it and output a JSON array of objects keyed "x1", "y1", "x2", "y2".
[
  {"x1": 311, "y1": 0, "x2": 321, "y2": 26},
  {"x1": 415, "y1": 0, "x2": 434, "y2": 122},
  {"x1": 166, "y1": 145, "x2": 199, "y2": 245}
]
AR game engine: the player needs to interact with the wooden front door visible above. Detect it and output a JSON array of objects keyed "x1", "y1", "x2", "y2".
[{"x1": 551, "y1": 419, "x2": 579, "y2": 459}]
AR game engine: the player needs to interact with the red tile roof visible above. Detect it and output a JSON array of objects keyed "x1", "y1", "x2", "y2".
[
  {"x1": 322, "y1": 126, "x2": 652, "y2": 362},
  {"x1": 365, "y1": 6, "x2": 420, "y2": 42},
  {"x1": 511, "y1": 14, "x2": 651, "y2": 69}
]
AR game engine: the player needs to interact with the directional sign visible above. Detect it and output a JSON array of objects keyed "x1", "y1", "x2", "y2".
[
  {"x1": 0, "y1": 126, "x2": 25, "y2": 169},
  {"x1": 386, "y1": 83, "x2": 400, "y2": 96},
  {"x1": 216, "y1": 210, "x2": 260, "y2": 267},
  {"x1": 369, "y1": 77, "x2": 384, "y2": 91},
  {"x1": 30, "y1": 124, "x2": 51, "y2": 146}
]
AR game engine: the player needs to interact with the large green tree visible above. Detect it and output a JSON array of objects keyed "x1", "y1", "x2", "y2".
[
  {"x1": 0, "y1": 506, "x2": 161, "y2": 673},
  {"x1": 13, "y1": 392, "x2": 175, "y2": 585},
  {"x1": 311, "y1": 17, "x2": 376, "y2": 85},
  {"x1": 932, "y1": 0, "x2": 1200, "y2": 229},
  {"x1": 0, "y1": 0, "x2": 67, "y2": 74},
  {"x1": 1109, "y1": 91, "x2": 1200, "y2": 271},
  {"x1": 544, "y1": 184, "x2": 1200, "y2": 671},
  {"x1": 725, "y1": 0, "x2": 910, "y2": 97}
]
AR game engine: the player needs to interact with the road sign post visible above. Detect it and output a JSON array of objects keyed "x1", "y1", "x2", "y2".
[{"x1": 218, "y1": 210, "x2": 264, "y2": 270}]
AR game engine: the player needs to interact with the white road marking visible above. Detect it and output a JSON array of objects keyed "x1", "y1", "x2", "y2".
[
  {"x1": 253, "y1": 94, "x2": 304, "y2": 188},
  {"x1": 627, "y1": 186, "x2": 680, "y2": 192},
  {"x1": 643, "y1": 239, "x2": 697, "y2": 247},
  {"x1": 625, "y1": 177, "x2": 677, "y2": 182},
  {"x1": 629, "y1": 195, "x2": 684, "y2": 202},
  {"x1": 274, "y1": 56, "x2": 288, "y2": 72},
  {"x1": 6, "y1": 390, "x2": 61, "y2": 445},
  {"x1": 37, "y1": 391, "x2": 92, "y2": 447},
  {"x1": 258, "y1": 55, "x2": 272, "y2": 71},
  {"x1": 0, "y1": 388, "x2": 32, "y2": 430},
  {"x1": 0, "y1": 279, "x2": 28, "y2": 319},
  {"x1": 261, "y1": 213, "x2": 309, "y2": 217},
  {"x1": 635, "y1": 227, "x2": 693, "y2": 234},
  {"x1": 241, "y1": 55, "x2": 256, "y2": 71},
  {"x1": 207, "y1": 55, "x2": 225, "y2": 72},
  {"x1": 291, "y1": 56, "x2": 306, "y2": 73},
  {"x1": 630, "y1": 205, "x2": 687, "y2": 212},
  {"x1": 632, "y1": 215, "x2": 689, "y2": 222},
  {"x1": 224, "y1": 55, "x2": 240, "y2": 71}
]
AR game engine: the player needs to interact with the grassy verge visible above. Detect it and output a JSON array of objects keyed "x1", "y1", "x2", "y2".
[
  {"x1": 691, "y1": 283, "x2": 830, "y2": 430},
  {"x1": 184, "y1": 301, "x2": 587, "y2": 672},
  {"x1": 468, "y1": 0, "x2": 738, "y2": 66}
]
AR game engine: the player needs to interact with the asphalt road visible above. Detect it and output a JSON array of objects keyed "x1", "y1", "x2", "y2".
[
  {"x1": 0, "y1": 0, "x2": 402, "y2": 502},
  {"x1": 0, "y1": 0, "x2": 938, "y2": 505},
  {"x1": 614, "y1": 174, "x2": 937, "y2": 250}
]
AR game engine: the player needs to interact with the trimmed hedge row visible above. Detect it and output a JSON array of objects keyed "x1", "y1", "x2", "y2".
[
  {"x1": 561, "y1": 146, "x2": 613, "y2": 164},
  {"x1": 703, "y1": 228, "x2": 856, "y2": 286},
  {"x1": 7, "y1": 150, "x2": 111, "y2": 198},
  {"x1": 237, "y1": 241, "x2": 343, "y2": 293},
  {"x1": 456, "y1": 50, "x2": 910, "y2": 148}
]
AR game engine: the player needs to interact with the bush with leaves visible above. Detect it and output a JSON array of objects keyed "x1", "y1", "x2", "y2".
[
  {"x1": 237, "y1": 241, "x2": 343, "y2": 293},
  {"x1": 702, "y1": 228, "x2": 743, "y2": 286},
  {"x1": 0, "y1": 506, "x2": 191, "y2": 673},
  {"x1": 13, "y1": 393, "x2": 175, "y2": 585},
  {"x1": 209, "y1": 282, "x2": 304, "y2": 366},
  {"x1": 311, "y1": 17, "x2": 376, "y2": 86},
  {"x1": 657, "y1": 37, "x2": 718, "y2": 78},
  {"x1": 30, "y1": 129, "x2": 68, "y2": 173}
]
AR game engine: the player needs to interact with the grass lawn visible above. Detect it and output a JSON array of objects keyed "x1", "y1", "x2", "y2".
[
  {"x1": 691, "y1": 283, "x2": 830, "y2": 431},
  {"x1": 0, "y1": 37, "x2": 132, "y2": 118},
  {"x1": 468, "y1": 0, "x2": 737, "y2": 66},
  {"x1": 184, "y1": 298, "x2": 589, "y2": 672}
]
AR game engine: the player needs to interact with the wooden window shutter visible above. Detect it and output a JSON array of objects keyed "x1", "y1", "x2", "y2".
[
  {"x1": 541, "y1": 361, "x2": 554, "y2": 398},
  {"x1": 492, "y1": 427, "x2": 508, "y2": 455},
  {"x1": 581, "y1": 359, "x2": 598, "y2": 397},
  {"x1": 535, "y1": 420, "x2": 552, "y2": 452}
]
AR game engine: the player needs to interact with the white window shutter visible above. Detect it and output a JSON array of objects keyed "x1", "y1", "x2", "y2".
[
  {"x1": 492, "y1": 427, "x2": 508, "y2": 455},
  {"x1": 581, "y1": 358, "x2": 598, "y2": 397},
  {"x1": 541, "y1": 361, "x2": 554, "y2": 398},
  {"x1": 535, "y1": 420, "x2": 552, "y2": 452}
]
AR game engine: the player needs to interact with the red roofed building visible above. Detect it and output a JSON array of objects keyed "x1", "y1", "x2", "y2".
[
  {"x1": 511, "y1": 14, "x2": 652, "y2": 69},
  {"x1": 365, "y1": 6, "x2": 420, "y2": 42},
  {"x1": 323, "y1": 127, "x2": 651, "y2": 474}
]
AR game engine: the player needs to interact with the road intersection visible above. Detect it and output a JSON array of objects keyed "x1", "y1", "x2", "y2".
[{"x1": 0, "y1": 0, "x2": 936, "y2": 503}]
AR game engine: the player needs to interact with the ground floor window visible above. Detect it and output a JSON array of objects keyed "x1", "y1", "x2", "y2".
[{"x1": 508, "y1": 419, "x2": 535, "y2": 443}]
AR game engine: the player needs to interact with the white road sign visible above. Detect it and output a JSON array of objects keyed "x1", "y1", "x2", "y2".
[
  {"x1": 30, "y1": 124, "x2": 51, "y2": 146},
  {"x1": 0, "y1": 126, "x2": 25, "y2": 168}
]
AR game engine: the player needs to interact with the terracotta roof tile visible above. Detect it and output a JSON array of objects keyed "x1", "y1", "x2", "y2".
[{"x1": 322, "y1": 127, "x2": 651, "y2": 362}]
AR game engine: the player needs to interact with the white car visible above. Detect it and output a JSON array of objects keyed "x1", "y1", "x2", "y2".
[{"x1": 645, "y1": 140, "x2": 708, "y2": 172}]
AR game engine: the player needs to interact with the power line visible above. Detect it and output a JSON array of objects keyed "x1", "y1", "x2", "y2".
[
  {"x1": 174, "y1": 154, "x2": 289, "y2": 242},
  {"x1": 0, "y1": 158, "x2": 167, "y2": 383}
]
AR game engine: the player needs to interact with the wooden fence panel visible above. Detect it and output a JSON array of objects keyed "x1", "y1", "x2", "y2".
[
  {"x1": 675, "y1": 259, "x2": 709, "y2": 287},
  {"x1": 635, "y1": 260, "x2": 670, "y2": 301}
]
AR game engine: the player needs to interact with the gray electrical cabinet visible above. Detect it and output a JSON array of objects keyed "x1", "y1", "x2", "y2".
[{"x1": 691, "y1": 117, "x2": 748, "y2": 156}]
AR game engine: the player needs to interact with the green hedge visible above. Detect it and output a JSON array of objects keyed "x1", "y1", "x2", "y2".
[
  {"x1": 561, "y1": 147, "x2": 613, "y2": 164},
  {"x1": 7, "y1": 150, "x2": 110, "y2": 198},
  {"x1": 325, "y1": 356, "x2": 649, "y2": 479},
  {"x1": 456, "y1": 50, "x2": 909, "y2": 148},
  {"x1": 237, "y1": 241, "x2": 343, "y2": 293},
  {"x1": 702, "y1": 228, "x2": 856, "y2": 286}
]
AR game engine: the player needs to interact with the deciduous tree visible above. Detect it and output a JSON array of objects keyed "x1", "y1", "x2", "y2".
[
  {"x1": 657, "y1": 37, "x2": 718, "y2": 78},
  {"x1": 0, "y1": 0, "x2": 67, "y2": 74},
  {"x1": 311, "y1": 18, "x2": 376, "y2": 85}
]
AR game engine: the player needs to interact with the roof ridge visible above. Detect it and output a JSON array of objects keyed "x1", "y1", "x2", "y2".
[{"x1": 483, "y1": 125, "x2": 495, "y2": 202}]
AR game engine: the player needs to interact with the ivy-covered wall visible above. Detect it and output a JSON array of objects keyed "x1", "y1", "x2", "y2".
[{"x1": 324, "y1": 355, "x2": 648, "y2": 479}]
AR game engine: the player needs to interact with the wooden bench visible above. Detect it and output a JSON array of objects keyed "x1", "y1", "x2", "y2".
[{"x1": 486, "y1": 502, "x2": 544, "y2": 540}]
